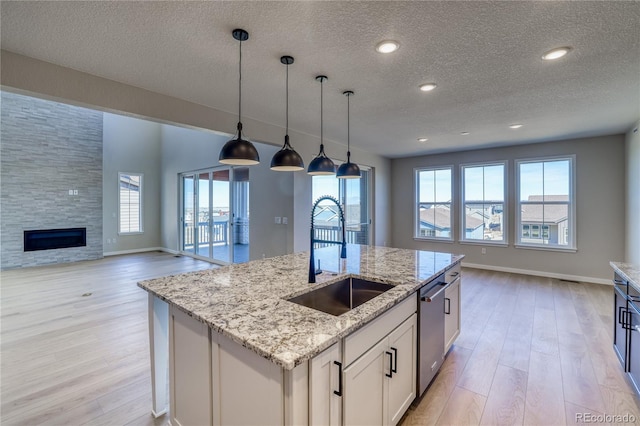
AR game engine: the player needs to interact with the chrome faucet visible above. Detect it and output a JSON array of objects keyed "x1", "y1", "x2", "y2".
[{"x1": 309, "y1": 195, "x2": 347, "y2": 283}]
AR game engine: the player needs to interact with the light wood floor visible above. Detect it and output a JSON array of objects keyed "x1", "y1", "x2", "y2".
[{"x1": 1, "y1": 252, "x2": 639, "y2": 425}]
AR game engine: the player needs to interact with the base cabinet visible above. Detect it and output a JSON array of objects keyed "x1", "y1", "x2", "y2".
[
  {"x1": 309, "y1": 342, "x2": 342, "y2": 426},
  {"x1": 444, "y1": 276, "x2": 461, "y2": 354},
  {"x1": 343, "y1": 314, "x2": 417, "y2": 426}
]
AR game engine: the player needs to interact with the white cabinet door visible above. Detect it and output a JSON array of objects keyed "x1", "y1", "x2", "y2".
[
  {"x1": 444, "y1": 277, "x2": 461, "y2": 354},
  {"x1": 310, "y1": 342, "x2": 342, "y2": 426},
  {"x1": 169, "y1": 306, "x2": 211, "y2": 426},
  {"x1": 387, "y1": 314, "x2": 417, "y2": 425},
  {"x1": 343, "y1": 338, "x2": 387, "y2": 426}
]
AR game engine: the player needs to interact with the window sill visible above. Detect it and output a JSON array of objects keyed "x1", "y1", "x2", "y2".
[
  {"x1": 515, "y1": 244, "x2": 577, "y2": 253},
  {"x1": 413, "y1": 237, "x2": 454, "y2": 243},
  {"x1": 459, "y1": 240, "x2": 508, "y2": 248},
  {"x1": 118, "y1": 231, "x2": 144, "y2": 236}
]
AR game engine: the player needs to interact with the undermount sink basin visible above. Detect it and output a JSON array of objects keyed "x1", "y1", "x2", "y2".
[{"x1": 287, "y1": 278, "x2": 394, "y2": 316}]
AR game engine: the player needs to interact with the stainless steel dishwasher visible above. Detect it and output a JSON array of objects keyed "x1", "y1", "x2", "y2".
[{"x1": 417, "y1": 272, "x2": 449, "y2": 396}]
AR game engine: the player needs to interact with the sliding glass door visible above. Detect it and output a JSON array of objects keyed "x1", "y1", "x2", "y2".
[{"x1": 180, "y1": 167, "x2": 249, "y2": 264}]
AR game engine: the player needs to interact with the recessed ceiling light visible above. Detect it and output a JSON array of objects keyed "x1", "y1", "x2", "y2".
[
  {"x1": 376, "y1": 41, "x2": 399, "y2": 53},
  {"x1": 509, "y1": 124, "x2": 523, "y2": 129},
  {"x1": 542, "y1": 47, "x2": 572, "y2": 60},
  {"x1": 417, "y1": 138, "x2": 428, "y2": 142},
  {"x1": 461, "y1": 131, "x2": 470, "y2": 136},
  {"x1": 419, "y1": 83, "x2": 437, "y2": 92}
]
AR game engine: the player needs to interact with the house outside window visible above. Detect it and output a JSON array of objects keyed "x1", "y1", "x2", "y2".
[
  {"x1": 516, "y1": 156, "x2": 575, "y2": 250},
  {"x1": 119, "y1": 172, "x2": 143, "y2": 234},
  {"x1": 415, "y1": 167, "x2": 453, "y2": 240},
  {"x1": 460, "y1": 162, "x2": 506, "y2": 244}
]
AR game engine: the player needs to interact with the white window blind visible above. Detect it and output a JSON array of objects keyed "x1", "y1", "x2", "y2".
[{"x1": 119, "y1": 173, "x2": 143, "y2": 234}]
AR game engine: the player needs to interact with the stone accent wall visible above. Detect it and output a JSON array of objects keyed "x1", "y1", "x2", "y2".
[{"x1": 1, "y1": 91, "x2": 103, "y2": 268}]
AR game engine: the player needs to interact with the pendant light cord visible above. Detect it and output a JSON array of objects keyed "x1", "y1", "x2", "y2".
[
  {"x1": 347, "y1": 93, "x2": 351, "y2": 156},
  {"x1": 285, "y1": 62, "x2": 289, "y2": 135},
  {"x1": 238, "y1": 39, "x2": 242, "y2": 125},
  {"x1": 320, "y1": 77, "x2": 324, "y2": 149}
]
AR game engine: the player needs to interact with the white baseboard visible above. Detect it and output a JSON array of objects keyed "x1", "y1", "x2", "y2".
[
  {"x1": 104, "y1": 247, "x2": 177, "y2": 256},
  {"x1": 461, "y1": 262, "x2": 612, "y2": 285}
]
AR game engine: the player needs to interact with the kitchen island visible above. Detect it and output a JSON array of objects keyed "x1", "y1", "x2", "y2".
[{"x1": 139, "y1": 244, "x2": 463, "y2": 425}]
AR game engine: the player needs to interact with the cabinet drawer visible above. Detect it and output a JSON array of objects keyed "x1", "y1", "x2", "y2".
[
  {"x1": 344, "y1": 295, "x2": 417, "y2": 367},
  {"x1": 446, "y1": 263, "x2": 461, "y2": 283}
]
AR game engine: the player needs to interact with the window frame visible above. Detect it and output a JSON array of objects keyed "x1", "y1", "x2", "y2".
[
  {"x1": 459, "y1": 161, "x2": 508, "y2": 246},
  {"x1": 515, "y1": 155, "x2": 576, "y2": 252},
  {"x1": 414, "y1": 166, "x2": 454, "y2": 242},
  {"x1": 118, "y1": 172, "x2": 144, "y2": 235}
]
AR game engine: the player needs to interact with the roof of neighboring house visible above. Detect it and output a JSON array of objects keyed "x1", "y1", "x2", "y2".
[
  {"x1": 521, "y1": 195, "x2": 568, "y2": 224},
  {"x1": 420, "y1": 207, "x2": 484, "y2": 230}
]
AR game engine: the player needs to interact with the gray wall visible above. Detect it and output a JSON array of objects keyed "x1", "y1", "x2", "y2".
[
  {"x1": 160, "y1": 125, "x2": 294, "y2": 260},
  {"x1": 1, "y1": 51, "x2": 392, "y2": 255},
  {"x1": 626, "y1": 120, "x2": 640, "y2": 265},
  {"x1": 103, "y1": 113, "x2": 162, "y2": 253},
  {"x1": 390, "y1": 135, "x2": 626, "y2": 282},
  {"x1": 0, "y1": 91, "x2": 103, "y2": 268}
]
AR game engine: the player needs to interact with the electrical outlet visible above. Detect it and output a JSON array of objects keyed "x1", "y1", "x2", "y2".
[
  {"x1": 275, "y1": 217, "x2": 281, "y2": 224},
  {"x1": 68, "y1": 189, "x2": 73, "y2": 195},
  {"x1": 282, "y1": 217, "x2": 288, "y2": 225},
  {"x1": 481, "y1": 247, "x2": 487, "y2": 255},
  {"x1": 112, "y1": 238, "x2": 117, "y2": 244},
  {"x1": 73, "y1": 189, "x2": 78, "y2": 195},
  {"x1": 107, "y1": 238, "x2": 111, "y2": 244}
]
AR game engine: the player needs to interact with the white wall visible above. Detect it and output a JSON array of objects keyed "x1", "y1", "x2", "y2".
[
  {"x1": 626, "y1": 120, "x2": 640, "y2": 265},
  {"x1": 390, "y1": 135, "x2": 626, "y2": 283},
  {"x1": 103, "y1": 113, "x2": 162, "y2": 253},
  {"x1": 160, "y1": 125, "x2": 294, "y2": 260}
]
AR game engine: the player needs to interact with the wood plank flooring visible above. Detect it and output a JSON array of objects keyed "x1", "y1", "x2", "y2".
[
  {"x1": 403, "y1": 269, "x2": 640, "y2": 426},
  {"x1": 1, "y1": 253, "x2": 639, "y2": 425}
]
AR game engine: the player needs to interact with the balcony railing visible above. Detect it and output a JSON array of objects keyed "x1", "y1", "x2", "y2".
[
  {"x1": 184, "y1": 221, "x2": 228, "y2": 248},
  {"x1": 184, "y1": 222, "x2": 368, "y2": 250}
]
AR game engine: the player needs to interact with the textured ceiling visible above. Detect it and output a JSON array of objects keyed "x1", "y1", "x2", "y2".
[{"x1": 1, "y1": 1, "x2": 639, "y2": 158}]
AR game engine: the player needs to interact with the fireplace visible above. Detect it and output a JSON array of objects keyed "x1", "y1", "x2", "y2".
[{"x1": 24, "y1": 228, "x2": 87, "y2": 252}]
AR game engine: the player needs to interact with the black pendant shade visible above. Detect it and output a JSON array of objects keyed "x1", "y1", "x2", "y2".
[
  {"x1": 308, "y1": 75, "x2": 336, "y2": 176},
  {"x1": 271, "y1": 56, "x2": 304, "y2": 171},
  {"x1": 336, "y1": 90, "x2": 361, "y2": 179},
  {"x1": 220, "y1": 29, "x2": 260, "y2": 166}
]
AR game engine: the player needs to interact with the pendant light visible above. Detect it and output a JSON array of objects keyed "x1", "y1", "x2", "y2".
[
  {"x1": 307, "y1": 75, "x2": 336, "y2": 175},
  {"x1": 336, "y1": 90, "x2": 361, "y2": 179},
  {"x1": 219, "y1": 29, "x2": 260, "y2": 166},
  {"x1": 271, "y1": 56, "x2": 304, "y2": 171}
]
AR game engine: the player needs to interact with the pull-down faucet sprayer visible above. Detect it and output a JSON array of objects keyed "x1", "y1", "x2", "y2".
[{"x1": 309, "y1": 195, "x2": 347, "y2": 283}]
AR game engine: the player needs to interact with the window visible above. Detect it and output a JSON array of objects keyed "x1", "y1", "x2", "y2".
[
  {"x1": 516, "y1": 157, "x2": 575, "y2": 250},
  {"x1": 119, "y1": 173, "x2": 142, "y2": 234},
  {"x1": 415, "y1": 167, "x2": 452, "y2": 240},
  {"x1": 461, "y1": 163, "x2": 506, "y2": 243},
  {"x1": 311, "y1": 167, "x2": 372, "y2": 246}
]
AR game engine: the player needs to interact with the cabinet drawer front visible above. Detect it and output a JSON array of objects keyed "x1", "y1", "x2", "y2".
[
  {"x1": 344, "y1": 295, "x2": 417, "y2": 367},
  {"x1": 446, "y1": 263, "x2": 461, "y2": 283}
]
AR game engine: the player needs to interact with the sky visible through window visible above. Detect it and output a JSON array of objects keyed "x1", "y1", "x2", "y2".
[{"x1": 418, "y1": 161, "x2": 570, "y2": 202}]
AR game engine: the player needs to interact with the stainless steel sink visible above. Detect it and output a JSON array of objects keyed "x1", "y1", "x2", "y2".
[{"x1": 287, "y1": 278, "x2": 394, "y2": 316}]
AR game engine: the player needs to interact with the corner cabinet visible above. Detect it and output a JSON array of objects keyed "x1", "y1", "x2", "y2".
[{"x1": 444, "y1": 266, "x2": 461, "y2": 354}]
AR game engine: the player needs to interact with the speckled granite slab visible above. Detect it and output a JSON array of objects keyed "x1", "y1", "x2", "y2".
[
  {"x1": 611, "y1": 261, "x2": 640, "y2": 293},
  {"x1": 138, "y1": 244, "x2": 463, "y2": 370}
]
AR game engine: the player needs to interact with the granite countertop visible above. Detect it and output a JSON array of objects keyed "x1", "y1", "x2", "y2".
[
  {"x1": 611, "y1": 261, "x2": 640, "y2": 293},
  {"x1": 138, "y1": 244, "x2": 463, "y2": 370}
]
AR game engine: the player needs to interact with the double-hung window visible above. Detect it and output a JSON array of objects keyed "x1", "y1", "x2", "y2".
[
  {"x1": 461, "y1": 162, "x2": 506, "y2": 243},
  {"x1": 119, "y1": 172, "x2": 143, "y2": 234},
  {"x1": 415, "y1": 167, "x2": 453, "y2": 240},
  {"x1": 516, "y1": 157, "x2": 575, "y2": 250}
]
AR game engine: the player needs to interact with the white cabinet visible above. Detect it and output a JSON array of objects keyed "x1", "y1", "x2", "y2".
[
  {"x1": 343, "y1": 314, "x2": 417, "y2": 426},
  {"x1": 169, "y1": 305, "x2": 212, "y2": 426},
  {"x1": 309, "y1": 342, "x2": 342, "y2": 426},
  {"x1": 444, "y1": 276, "x2": 461, "y2": 354}
]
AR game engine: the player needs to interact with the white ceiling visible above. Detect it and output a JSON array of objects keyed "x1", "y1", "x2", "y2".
[{"x1": 1, "y1": 1, "x2": 639, "y2": 158}]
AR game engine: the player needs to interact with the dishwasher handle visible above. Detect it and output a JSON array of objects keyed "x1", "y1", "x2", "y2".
[{"x1": 421, "y1": 282, "x2": 450, "y2": 302}]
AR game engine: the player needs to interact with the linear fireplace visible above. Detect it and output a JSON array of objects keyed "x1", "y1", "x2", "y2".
[{"x1": 24, "y1": 228, "x2": 87, "y2": 252}]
